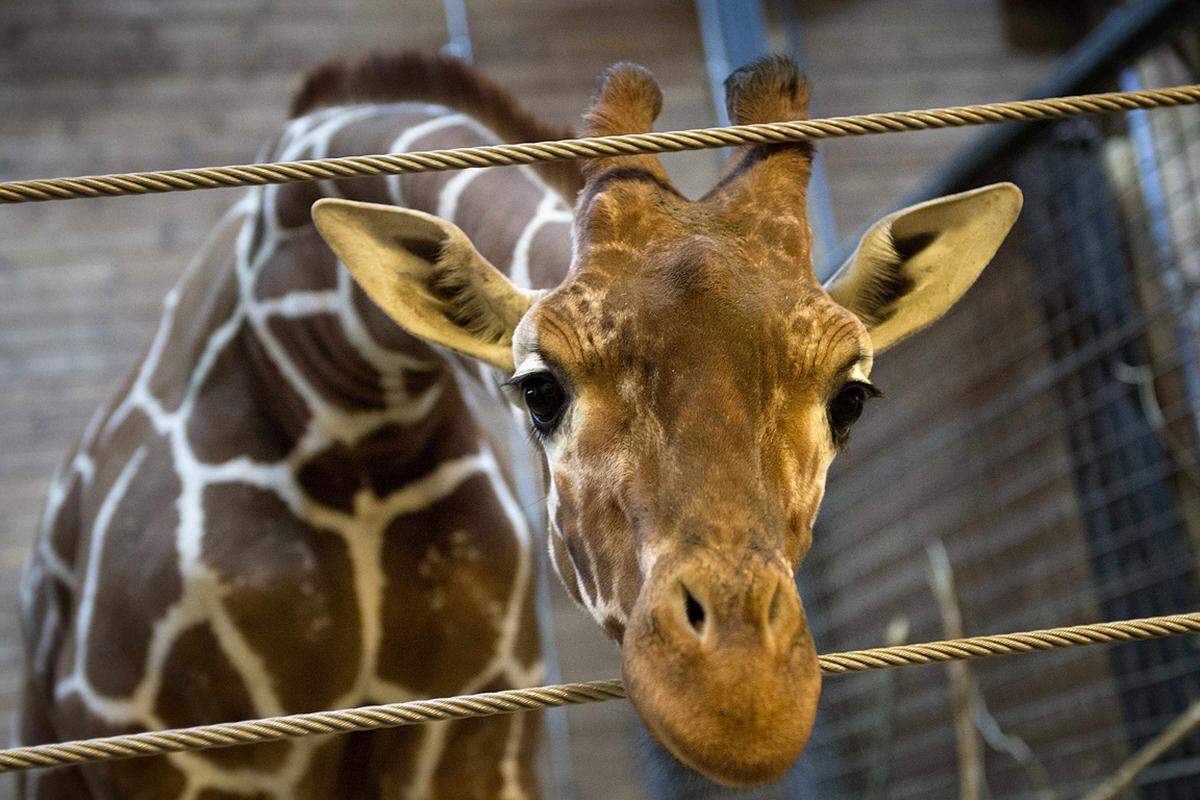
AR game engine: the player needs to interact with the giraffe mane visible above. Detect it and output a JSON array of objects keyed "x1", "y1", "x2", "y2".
[{"x1": 291, "y1": 51, "x2": 584, "y2": 199}]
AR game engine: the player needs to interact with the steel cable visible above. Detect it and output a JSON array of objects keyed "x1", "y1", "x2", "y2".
[
  {"x1": 1, "y1": 612, "x2": 1196, "y2": 773},
  {"x1": 1, "y1": 85, "x2": 1198, "y2": 204}
]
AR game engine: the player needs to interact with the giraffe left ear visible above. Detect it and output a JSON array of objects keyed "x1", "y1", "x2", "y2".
[
  {"x1": 312, "y1": 198, "x2": 535, "y2": 372},
  {"x1": 824, "y1": 183, "x2": 1022, "y2": 353}
]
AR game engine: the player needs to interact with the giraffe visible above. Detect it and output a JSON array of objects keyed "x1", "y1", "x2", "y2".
[
  {"x1": 17, "y1": 54, "x2": 582, "y2": 799},
  {"x1": 314, "y1": 55, "x2": 1022, "y2": 788},
  {"x1": 15, "y1": 52, "x2": 1022, "y2": 798}
]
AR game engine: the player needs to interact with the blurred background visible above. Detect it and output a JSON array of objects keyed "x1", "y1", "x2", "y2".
[{"x1": 3, "y1": 0, "x2": 1200, "y2": 797}]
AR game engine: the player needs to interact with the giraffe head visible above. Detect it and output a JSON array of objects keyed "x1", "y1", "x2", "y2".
[{"x1": 313, "y1": 57, "x2": 1021, "y2": 786}]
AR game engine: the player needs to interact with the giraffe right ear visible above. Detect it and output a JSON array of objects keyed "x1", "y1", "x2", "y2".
[
  {"x1": 312, "y1": 198, "x2": 535, "y2": 373},
  {"x1": 823, "y1": 183, "x2": 1022, "y2": 354}
]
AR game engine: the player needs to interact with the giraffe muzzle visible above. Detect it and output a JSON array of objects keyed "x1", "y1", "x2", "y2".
[{"x1": 620, "y1": 554, "x2": 821, "y2": 787}]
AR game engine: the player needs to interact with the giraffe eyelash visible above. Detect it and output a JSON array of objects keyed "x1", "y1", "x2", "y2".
[
  {"x1": 829, "y1": 380, "x2": 881, "y2": 451},
  {"x1": 509, "y1": 371, "x2": 570, "y2": 440}
]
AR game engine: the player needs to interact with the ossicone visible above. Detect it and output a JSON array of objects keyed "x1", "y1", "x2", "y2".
[
  {"x1": 723, "y1": 54, "x2": 811, "y2": 126},
  {"x1": 703, "y1": 55, "x2": 815, "y2": 243},
  {"x1": 579, "y1": 62, "x2": 674, "y2": 188}
]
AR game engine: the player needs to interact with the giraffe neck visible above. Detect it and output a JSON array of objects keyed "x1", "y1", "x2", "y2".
[
  {"x1": 22, "y1": 102, "x2": 570, "y2": 799},
  {"x1": 218, "y1": 100, "x2": 578, "y2": 532},
  {"x1": 249, "y1": 102, "x2": 574, "y2": 421}
]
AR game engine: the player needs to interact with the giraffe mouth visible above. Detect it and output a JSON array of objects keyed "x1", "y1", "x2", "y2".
[{"x1": 618, "y1": 558, "x2": 822, "y2": 786}]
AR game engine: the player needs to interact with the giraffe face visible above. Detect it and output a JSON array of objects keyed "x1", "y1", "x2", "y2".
[
  {"x1": 508, "y1": 199, "x2": 870, "y2": 783},
  {"x1": 313, "y1": 56, "x2": 1022, "y2": 789}
]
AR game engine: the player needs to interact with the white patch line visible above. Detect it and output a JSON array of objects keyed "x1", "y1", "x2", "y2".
[
  {"x1": 437, "y1": 167, "x2": 484, "y2": 222},
  {"x1": 498, "y1": 712, "x2": 528, "y2": 800},
  {"x1": 256, "y1": 289, "x2": 342, "y2": 318},
  {"x1": 209, "y1": 604, "x2": 284, "y2": 717},
  {"x1": 404, "y1": 720, "x2": 454, "y2": 800},
  {"x1": 278, "y1": 105, "x2": 396, "y2": 202},
  {"x1": 510, "y1": 192, "x2": 572, "y2": 290},
  {"x1": 57, "y1": 446, "x2": 147, "y2": 714}
]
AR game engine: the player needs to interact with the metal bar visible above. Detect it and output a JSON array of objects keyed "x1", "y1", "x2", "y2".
[{"x1": 440, "y1": 0, "x2": 473, "y2": 63}]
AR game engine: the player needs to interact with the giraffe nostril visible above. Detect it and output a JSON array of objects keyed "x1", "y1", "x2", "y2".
[{"x1": 682, "y1": 584, "x2": 707, "y2": 637}]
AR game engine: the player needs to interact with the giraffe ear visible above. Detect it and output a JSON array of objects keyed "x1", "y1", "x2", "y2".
[
  {"x1": 312, "y1": 198, "x2": 534, "y2": 372},
  {"x1": 824, "y1": 183, "x2": 1022, "y2": 353}
]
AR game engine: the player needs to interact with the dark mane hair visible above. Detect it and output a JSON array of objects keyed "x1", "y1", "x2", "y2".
[{"x1": 292, "y1": 51, "x2": 584, "y2": 199}]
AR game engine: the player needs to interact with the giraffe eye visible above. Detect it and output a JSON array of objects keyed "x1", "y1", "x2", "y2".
[
  {"x1": 520, "y1": 373, "x2": 567, "y2": 434},
  {"x1": 828, "y1": 381, "x2": 879, "y2": 443}
]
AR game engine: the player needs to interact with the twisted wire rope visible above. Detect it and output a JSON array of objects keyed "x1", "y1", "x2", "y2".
[
  {"x1": 2, "y1": 84, "x2": 1199, "y2": 204},
  {"x1": 2, "y1": 612, "x2": 1197, "y2": 773}
]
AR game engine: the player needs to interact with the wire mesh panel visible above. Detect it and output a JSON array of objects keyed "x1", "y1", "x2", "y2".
[{"x1": 804, "y1": 23, "x2": 1200, "y2": 800}]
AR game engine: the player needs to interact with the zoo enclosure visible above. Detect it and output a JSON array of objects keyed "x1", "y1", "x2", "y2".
[{"x1": 2, "y1": 3, "x2": 1200, "y2": 796}]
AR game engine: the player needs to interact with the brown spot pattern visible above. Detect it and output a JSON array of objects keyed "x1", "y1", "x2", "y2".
[
  {"x1": 202, "y1": 482, "x2": 362, "y2": 712},
  {"x1": 253, "y1": 227, "x2": 340, "y2": 298},
  {"x1": 322, "y1": 728, "x2": 425, "y2": 798},
  {"x1": 84, "y1": 428, "x2": 183, "y2": 697},
  {"x1": 297, "y1": 387, "x2": 478, "y2": 513},
  {"x1": 349, "y1": 276, "x2": 431, "y2": 357},
  {"x1": 148, "y1": 217, "x2": 242, "y2": 413},
  {"x1": 46, "y1": 467, "x2": 83, "y2": 573},
  {"x1": 265, "y1": 313, "x2": 387, "y2": 412},
  {"x1": 196, "y1": 790, "x2": 274, "y2": 800},
  {"x1": 188, "y1": 321, "x2": 310, "y2": 463},
  {"x1": 451, "y1": 167, "x2": 543, "y2": 274},
  {"x1": 155, "y1": 621, "x2": 292, "y2": 771},
  {"x1": 393, "y1": 123, "x2": 496, "y2": 211},
  {"x1": 271, "y1": 177, "x2": 326, "y2": 231},
  {"x1": 51, "y1": 693, "x2": 190, "y2": 799},
  {"x1": 376, "y1": 473, "x2": 522, "y2": 695},
  {"x1": 528, "y1": 221, "x2": 572, "y2": 290},
  {"x1": 431, "y1": 701, "x2": 539, "y2": 799}
]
